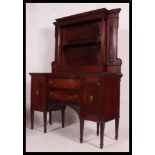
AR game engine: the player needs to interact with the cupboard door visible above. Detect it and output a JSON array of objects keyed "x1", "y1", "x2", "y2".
[
  {"x1": 81, "y1": 77, "x2": 100, "y2": 121},
  {"x1": 31, "y1": 76, "x2": 46, "y2": 111}
]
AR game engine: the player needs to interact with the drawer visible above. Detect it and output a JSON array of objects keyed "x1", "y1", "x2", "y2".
[
  {"x1": 47, "y1": 78, "x2": 80, "y2": 90},
  {"x1": 47, "y1": 90, "x2": 80, "y2": 103}
]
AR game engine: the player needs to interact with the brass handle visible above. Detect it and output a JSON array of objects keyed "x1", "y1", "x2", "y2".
[
  {"x1": 36, "y1": 90, "x2": 39, "y2": 95},
  {"x1": 89, "y1": 95, "x2": 94, "y2": 103}
]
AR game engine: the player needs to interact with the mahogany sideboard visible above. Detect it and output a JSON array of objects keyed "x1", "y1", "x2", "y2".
[{"x1": 29, "y1": 8, "x2": 122, "y2": 149}]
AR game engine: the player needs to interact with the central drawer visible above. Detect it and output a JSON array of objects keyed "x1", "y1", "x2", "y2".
[
  {"x1": 47, "y1": 90, "x2": 80, "y2": 103},
  {"x1": 47, "y1": 78, "x2": 80, "y2": 90}
]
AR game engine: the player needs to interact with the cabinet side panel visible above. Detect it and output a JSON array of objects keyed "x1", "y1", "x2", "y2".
[
  {"x1": 100, "y1": 76, "x2": 120, "y2": 121},
  {"x1": 31, "y1": 75, "x2": 46, "y2": 111}
]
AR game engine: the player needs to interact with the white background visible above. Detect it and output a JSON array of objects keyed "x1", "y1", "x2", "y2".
[{"x1": 0, "y1": 0, "x2": 155, "y2": 154}]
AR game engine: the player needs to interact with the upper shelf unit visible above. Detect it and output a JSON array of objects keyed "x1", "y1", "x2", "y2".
[{"x1": 61, "y1": 19, "x2": 101, "y2": 47}]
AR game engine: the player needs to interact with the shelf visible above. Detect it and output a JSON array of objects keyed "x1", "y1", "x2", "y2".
[{"x1": 62, "y1": 37, "x2": 101, "y2": 47}]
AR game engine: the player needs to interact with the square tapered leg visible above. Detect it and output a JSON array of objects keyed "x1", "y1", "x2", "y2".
[
  {"x1": 115, "y1": 117, "x2": 119, "y2": 140},
  {"x1": 61, "y1": 107, "x2": 65, "y2": 128},
  {"x1": 100, "y1": 122, "x2": 105, "y2": 149},
  {"x1": 43, "y1": 111, "x2": 47, "y2": 133},
  {"x1": 31, "y1": 109, "x2": 34, "y2": 129},
  {"x1": 80, "y1": 119, "x2": 84, "y2": 143},
  {"x1": 97, "y1": 122, "x2": 99, "y2": 136},
  {"x1": 49, "y1": 111, "x2": 52, "y2": 125}
]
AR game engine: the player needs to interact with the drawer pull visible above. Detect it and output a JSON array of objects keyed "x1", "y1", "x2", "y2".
[
  {"x1": 89, "y1": 95, "x2": 94, "y2": 103},
  {"x1": 49, "y1": 80, "x2": 53, "y2": 84},
  {"x1": 96, "y1": 82, "x2": 100, "y2": 87},
  {"x1": 74, "y1": 94, "x2": 78, "y2": 98},
  {"x1": 36, "y1": 90, "x2": 39, "y2": 95},
  {"x1": 49, "y1": 92, "x2": 53, "y2": 95}
]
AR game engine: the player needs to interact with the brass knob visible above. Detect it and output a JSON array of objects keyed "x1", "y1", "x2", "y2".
[
  {"x1": 74, "y1": 94, "x2": 78, "y2": 98},
  {"x1": 96, "y1": 82, "x2": 100, "y2": 87},
  {"x1": 49, "y1": 92, "x2": 53, "y2": 95},
  {"x1": 36, "y1": 90, "x2": 39, "y2": 95},
  {"x1": 49, "y1": 80, "x2": 53, "y2": 84},
  {"x1": 89, "y1": 95, "x2": 94, "y2": 103}
]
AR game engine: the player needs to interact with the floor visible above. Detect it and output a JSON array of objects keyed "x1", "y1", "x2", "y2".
[{"x1": 26, "y1": 115, "x2": 129, "y2": 152}]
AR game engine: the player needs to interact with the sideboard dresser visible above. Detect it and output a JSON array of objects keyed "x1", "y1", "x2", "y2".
[{"x1": 30, "y1": 8, "x2": 122, "y2": 149}]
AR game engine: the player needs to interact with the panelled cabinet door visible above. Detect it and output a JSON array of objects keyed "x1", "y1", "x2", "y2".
[
  {"x1": 31, "y1": 76, "x2": 46, "y2": 111},
  {"x1": 81, "y1": 77, "x2": 100, "y2": 121}
]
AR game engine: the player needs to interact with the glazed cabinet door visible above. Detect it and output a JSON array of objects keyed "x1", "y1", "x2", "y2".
[
  {"x1": 80, "y1": 76, "x2": 101, "y2": 121},
  {"x1": 31, "y1": 75, "x2": 46, "y2": 111}
]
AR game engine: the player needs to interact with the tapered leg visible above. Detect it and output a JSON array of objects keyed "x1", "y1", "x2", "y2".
[
  {"x1": 49, "y1": 111, "x2": 52, "y2": 125},
  {"x1": 80, "y1": 119, "x2": 84, "y2": 143},
  {"x1": 43, "y1": 111, "x2": 47, "y2": 133},
  {"x1": 100, "y1": 122, "x2": 105, "y2": 149},
  {"x1": 61, "y1": 107, "x2": 65, "y2": 128},
  {"x1": 31, "y1": 109, "x2": 34, "y2": 129},
  {"x1": 97, "y1": 122, "x2": 99, "y2": 136},
  {"x1": 115, "y1": 117, "x2": 119, "y2": 140}
]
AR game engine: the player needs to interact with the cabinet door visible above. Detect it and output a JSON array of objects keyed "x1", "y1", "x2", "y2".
[
  {"x1": 31, "y1": 76, "x2": 46, "y2": 111},
  {"x1": 81, "y1": 77, "x2": 100, "y2": 121}
]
